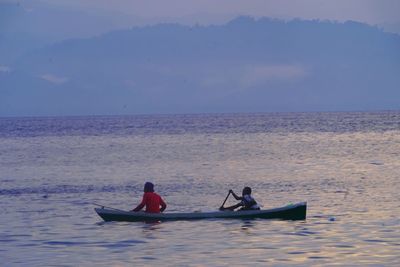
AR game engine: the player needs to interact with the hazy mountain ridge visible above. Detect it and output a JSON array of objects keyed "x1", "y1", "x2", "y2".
[
  {"x1": 19, "y1": 17, "x2": 400, "y2": 64},
  {"x1": 0, "y1": 1, "x2": 129, "y2": 64},
  {"x1": 1, "y1": 17, "x2": 400, "y2": 116}
]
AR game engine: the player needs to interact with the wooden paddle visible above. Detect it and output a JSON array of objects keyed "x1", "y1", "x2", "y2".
[{"x1": 219, "y1": 191, "x2": 231, "y2": 209}]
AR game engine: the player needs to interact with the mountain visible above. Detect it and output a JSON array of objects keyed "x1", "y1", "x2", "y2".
[
  {"x1": 0, "y1": 1, "x2": 130, "y2": 64},
  {"x1": 1, "y1": 17, "x2": 400, "y2": 116}
]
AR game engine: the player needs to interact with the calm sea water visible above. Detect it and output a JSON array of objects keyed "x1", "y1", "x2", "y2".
[{"x1": 1, "y1": 112, "x2": 400, "y2": 266}]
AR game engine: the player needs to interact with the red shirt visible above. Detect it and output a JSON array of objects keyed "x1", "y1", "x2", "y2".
[{"x1": 139, "y1": 192, "x2": 166, "y2": 213}]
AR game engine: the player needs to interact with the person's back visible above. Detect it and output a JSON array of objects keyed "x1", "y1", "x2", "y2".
[
  {"x1": 241, "y1": 192, "x2": 260, "y2": 210},
  {"x1": 141, "y1": 191, "x2": 165, "y2": 213},
  {"x1": 132, "y1": 182, "x2": 167, "y2": 213}
]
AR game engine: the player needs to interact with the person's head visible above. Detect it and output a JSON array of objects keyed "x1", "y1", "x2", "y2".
[
  {"x1": 242, "y1": 186, "x2": 252, "y2": 196},
  {"x1": 144, "y1": 182, "x2": 154, "y2": 193}
]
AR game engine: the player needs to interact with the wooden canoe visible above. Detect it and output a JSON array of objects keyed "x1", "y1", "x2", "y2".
[{"x1": 95, "y1": 202, "x2": 307, "y2": 222}]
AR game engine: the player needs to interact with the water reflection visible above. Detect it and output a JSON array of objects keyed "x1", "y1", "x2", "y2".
[
  {"x1": 241, "y1": 220, "x2": 255, "y2": 231},
  {"x1": 142, "y1": 221, "x2": 162, "y2": 233}
]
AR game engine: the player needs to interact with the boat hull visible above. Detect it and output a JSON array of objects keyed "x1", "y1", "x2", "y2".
[{"x1": 95, "y1": 202, "x2": 307, "y2": 222}]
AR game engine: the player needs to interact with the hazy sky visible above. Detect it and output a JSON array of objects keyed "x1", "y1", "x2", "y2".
[
  {"x1": 36, "y1": 0, "x2": 399, "y2": 21},
  {"x1": 15, "y1": 0, "x2": 400, "y2": 31}
]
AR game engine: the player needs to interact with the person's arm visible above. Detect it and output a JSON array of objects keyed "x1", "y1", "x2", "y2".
[
  {"x1": 229, "y1": 190, "x2": 243, "y2": 201},
  {"x1": 220, "y1": 202, "x2": 242, "y2": 211},
  {"x1": 132, "y1": 195, "x2": 146, "y2": 212},
  {"x1": 160, "y1": 197, "x2": 167, "y2": 212}
]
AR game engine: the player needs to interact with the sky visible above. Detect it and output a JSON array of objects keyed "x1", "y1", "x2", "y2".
[{"x1": 39, "y1": 0, "x2": 400, "y2": 22}]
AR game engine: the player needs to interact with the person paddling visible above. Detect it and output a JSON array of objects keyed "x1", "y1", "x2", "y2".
[
  {"x1": 131, "y1": 182, "x2": 167, "y2": 213},
  {"x1": 219, "y1": 187, "x2": 260, "y2": 211}
]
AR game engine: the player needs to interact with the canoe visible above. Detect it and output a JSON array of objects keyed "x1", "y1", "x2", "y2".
[{"x1": 95, "y1": 202, "x2": 307, "y2": 222}]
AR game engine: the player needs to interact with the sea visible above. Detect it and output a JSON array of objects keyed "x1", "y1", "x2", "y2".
[{"x1": 0, "y1": 112, "x2": 399, "y2": 266}]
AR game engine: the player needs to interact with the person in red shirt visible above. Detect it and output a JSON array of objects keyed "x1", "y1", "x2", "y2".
[{"x1": 132, "y1": 182, "x2": 167, "y2": 213}]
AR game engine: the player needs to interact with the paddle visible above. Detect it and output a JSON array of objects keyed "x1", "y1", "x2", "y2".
[
  {"x1": 219, "y1": 191, "x2": 231, "y2": 210},
  {"x1": 92, "y1": 203, "x2": 127, "y2": 212}
]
